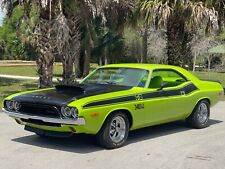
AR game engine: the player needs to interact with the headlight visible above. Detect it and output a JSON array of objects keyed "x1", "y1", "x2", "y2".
[
  {"x1": 61, "y1": 106, "x2": 78, "y2": 119},
  {"x1": 5, "y1": 101, "x2": 21, "y2": 111},
  {"x1": 14, "y1": 101, "x2": 21, "y2": 111},
  {"x1": 5, "y1": 101, "x2": 14, "y2": 110},
  {"x1": 71, "y1": 108, "x2": 78, "y2": 119},
  {"x1": 64, "y1": 107, "x2": 72, "y2": 117}
]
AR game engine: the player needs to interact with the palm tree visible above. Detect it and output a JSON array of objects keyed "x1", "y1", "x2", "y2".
[
  {"x1": 1, "y1": 0, "x2": 135, "y2": 85},
  {"x1": 140, "y1": 0, "x2": 218, "y2": 66},
  {"x1": 1, "y1": 0, "x2": 81, "y2": 86},
  {"x1": 1, "y1": 0, "x2": 57, "y2": 87},
  {"x1": 52, "y1": 1, "x2": 81, "y2": 85},
  {"x1": 202, "y1": 0, "x2": 225, "y2": 33},
  {"x1": 76, "y1": 0, "x2": 134, "y2": 76}
]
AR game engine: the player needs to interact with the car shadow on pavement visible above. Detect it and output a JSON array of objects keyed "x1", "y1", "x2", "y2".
[
  {"x1": 127, "y1": 119, "x2": 222, "y2": 145},
  {"x1": 12, "y1": 119, "x2": 222, "y2": 154},
  {"x1": 12, "y1": 134, "x2": 102, "y2": 154}
]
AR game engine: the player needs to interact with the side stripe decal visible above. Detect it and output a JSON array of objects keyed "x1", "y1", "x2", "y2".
[
  {"x1": 84, "y1": 95, "x2": 136, "y2": 108},
  {"x1": 83, "y1": 83, "x2": 198, "y2": 109}
]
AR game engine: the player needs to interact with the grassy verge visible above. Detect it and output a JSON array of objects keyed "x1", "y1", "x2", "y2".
[
  {"x1": 0, "y1": 78, "x2": 37, "y2": 108},
  {"x1": 0, "y1": 60, "x2": 35, "y2": 63},
  {"x1": 0, "y1": 65, "x2": 63, "y2": 77},
  {"x1": 193, "y1": 71, "x2": 225, "y2": 86},
  {"x1": 0, "y1": 63, "x2": 98, "y2": 77}
]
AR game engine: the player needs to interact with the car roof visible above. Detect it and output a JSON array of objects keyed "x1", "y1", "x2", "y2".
[
  {"x1": 101, "y1": 63, "x2": 200, "y2": 82},
  {"x1": 101, "y1": 63, "x2": 182, "y2": 71}
]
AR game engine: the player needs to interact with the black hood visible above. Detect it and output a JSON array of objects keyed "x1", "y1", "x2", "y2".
[{"x1": 13, "y1": 84, "x2": 132, "y2": 106}]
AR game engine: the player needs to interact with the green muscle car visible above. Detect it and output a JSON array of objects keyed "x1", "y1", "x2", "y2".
[{"x1": 2, "y1": 64, "x2": 224, "y2": 149}]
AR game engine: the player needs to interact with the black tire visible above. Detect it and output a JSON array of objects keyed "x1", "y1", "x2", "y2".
[
  {"x1": 96, "y1": 112, "x2": 130, "y2": 149},
  {"x1": 186, "y1": 100, "x2": 210, "y2": 129}
]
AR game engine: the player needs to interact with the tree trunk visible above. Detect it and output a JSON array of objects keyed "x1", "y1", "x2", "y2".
[
  {"x1": 167, "y1": 12, "x2": 186, "y2": 66},
  {"x1": 207, "y1": 56, "x2": 211, "y2": 72},
  {"x1": 83, "y1": 45, "x2": 91, "y2": 77},
  {"x1": 99, "y1": 57, "x2": 103, "y2": 66},
  {"x1": 104, "y1": 56, "x2": 108, "y2": 65},
  {"x1": 192, "y1": 51, "x2": 197, "y2": 72},
  {"x1": 218, "y1": 13, "x2": 224, "y2": 33},
  {"x1": 62, "y1": 57, "x2": 74, "y2": 85},
  {"x1": 141, "y1": 25, "x2": 148, "y2": 63},
  {"x1": 136, "y1": 40, "x2": 141, "y2": 63},
  {"x1": 37, "y1": 51, "x2": 54, "y2": 88},
  {"x1": 75, "y1": 53, "x2": 82, "y2": 78},
  {"x1": 34, "y1": 19, "x2": 55, "y2": 88},
  {"x1": 104, "y1": 47, "x2": 108, "y2": 65}
]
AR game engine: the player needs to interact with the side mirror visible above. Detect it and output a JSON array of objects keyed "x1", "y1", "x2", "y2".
[{"x1": 158, "y1": 82, "x2": 169, "y2": 91}]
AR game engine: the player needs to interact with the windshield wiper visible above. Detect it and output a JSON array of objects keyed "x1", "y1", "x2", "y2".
[
  {"x1": 105, "y1": 81, "x2": 117, "y2": 85},
  {"x1": 96, "y1": 81, "x2": 117, "y2": 85}
]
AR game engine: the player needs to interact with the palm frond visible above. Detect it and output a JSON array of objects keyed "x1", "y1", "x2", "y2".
[
  {"x1": 0, "y1": 0, "x2": 20, "y2": 16},
  {"x1": 140, "y1": 0, "x2": 172, "y2": 27}
]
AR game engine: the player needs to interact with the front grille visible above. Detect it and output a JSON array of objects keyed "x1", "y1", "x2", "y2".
[{"x1": 19, "y1": 103, "x2": 61, "y2": 118}]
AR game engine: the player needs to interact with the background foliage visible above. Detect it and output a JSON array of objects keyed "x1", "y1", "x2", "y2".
[{"x1": 0, "y1": 0, "x2": 224, "y2": 87}]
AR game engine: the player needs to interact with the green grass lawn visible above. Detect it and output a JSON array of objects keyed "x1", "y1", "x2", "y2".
[
  {"x1": 0, "y1": 60, "x2": 35, "y2": 63},
  {"x1": 0, "y1": 63, "x2": 99, "y2": 77},
  {"x1": 193, "y1": 71, "x2": 225, "y2": 86},
  {"x1": 0, "y1": 65, "x2": 63, "y2": 77}
]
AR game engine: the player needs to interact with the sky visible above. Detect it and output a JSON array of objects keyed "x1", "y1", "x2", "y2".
[{"x1": 0, "y1": 10, "x2": 5, "y2": 26}]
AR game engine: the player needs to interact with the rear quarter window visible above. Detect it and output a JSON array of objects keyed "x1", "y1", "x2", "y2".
[{"x1": 151, "y1": 69, "x2": 187, "y2": 88}]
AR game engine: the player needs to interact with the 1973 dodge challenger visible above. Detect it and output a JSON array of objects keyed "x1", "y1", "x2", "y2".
[{"x1": 2, "y1": 64, "x2": 224, "y2": 149}]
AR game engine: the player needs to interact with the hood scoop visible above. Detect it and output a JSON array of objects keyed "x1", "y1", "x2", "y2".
[{"x1": 55, "y1": 85, "x2": 85, "y2": 95}]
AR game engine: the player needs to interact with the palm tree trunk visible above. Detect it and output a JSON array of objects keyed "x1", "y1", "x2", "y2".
[
  {"x1": 37, "y1": 51, "x2": 54, "y2": 88},
  {"x1": 104, "y1": 47, "x2": 108, "y2": 65},
  {"x1": 83, "y1": 45, "x2": 91, "y2": 77},
  {"x1": 192, "y1": 51, "x2": 197, "y2": 72},
  {"x1": 136, "y1": 41, "x2": 141, "y2": 63},
  {"x1": 62, "y1": 58, "x2": 74, "y2": 84},
  {"x1": 167, "y1": 12, "x2": 185, "y2": 66},
  {"x1": 207, "y1": 56, "x2": 211, "y2": 72},
  {"x1": 75, "y1": 53, "x2": 82, "y2": 78},
  {"x1": 141, "y1": 25, "x2": 148, "y2": 63},
  {"x1": 99, "y1": 57, "x2": 103, "y2": 66}
]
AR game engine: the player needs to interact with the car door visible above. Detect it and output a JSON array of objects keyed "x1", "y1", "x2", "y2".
[{"x1": 143, "y1": 69, "x2": 196, "y2": 125}]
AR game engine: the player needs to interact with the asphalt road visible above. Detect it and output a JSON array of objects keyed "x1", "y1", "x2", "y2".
[{"x1": 1, "y1": 102, "x2": 225, "y2": 169}]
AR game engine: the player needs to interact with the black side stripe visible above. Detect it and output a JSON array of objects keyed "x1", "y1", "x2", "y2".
[
  {"x1": 83, "y1": 83, "x2": 198, "y2": 109},
  {"x1": 183, "y1": 83, "x2": 198, "y2": 94},
  {"x1": 83, "y1": 95, "x2": 136, "y2": 108}
]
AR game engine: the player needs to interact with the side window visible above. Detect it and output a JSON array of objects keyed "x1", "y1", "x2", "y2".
[{"x1": 149, "y1": 69, "x2": 187, "y2": 88}]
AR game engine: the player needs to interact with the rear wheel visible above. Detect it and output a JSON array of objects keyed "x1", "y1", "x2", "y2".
[
  {"x1": 186, "y1": 100, "x2": 210, "y2": 129},
  {"x1": 97, "y1": 112, "x2": 129, "y2": 149}
]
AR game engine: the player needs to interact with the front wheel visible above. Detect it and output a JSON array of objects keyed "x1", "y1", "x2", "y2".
[
  {"x1": 97, "y1": 112, "x2": 129, "y2": 149},
  {"x1": 186, "y1": 100, "x2": 210, "y2": 129}
]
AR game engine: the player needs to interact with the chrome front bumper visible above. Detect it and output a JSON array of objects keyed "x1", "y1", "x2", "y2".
[{"x1": 2, "y1": 108, "x2": 85, "y2": 126}]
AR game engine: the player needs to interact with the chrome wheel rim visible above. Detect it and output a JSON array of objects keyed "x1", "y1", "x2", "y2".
[
  {"x1": 109, "y1": 116, "x2": 126, "y2": 143},
  {"x1": 197, "y1": 103, "x2": 208, "y2": 124}
]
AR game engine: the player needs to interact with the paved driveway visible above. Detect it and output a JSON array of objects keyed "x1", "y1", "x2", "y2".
[{"x1": 0, "y1": 102, "x2": 225, "y2": 169}]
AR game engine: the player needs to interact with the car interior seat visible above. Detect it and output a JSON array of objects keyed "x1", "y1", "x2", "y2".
[{"x1": 149, "y1": 76, "x2": 163, "y2": 89}]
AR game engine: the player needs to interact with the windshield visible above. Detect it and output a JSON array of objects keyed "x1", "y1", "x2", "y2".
[{"x1": 81, "y1": 67, "x2": 149, "y2": 88}]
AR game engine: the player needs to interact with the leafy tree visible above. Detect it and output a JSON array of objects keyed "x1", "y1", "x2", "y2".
[
  {"x1": 0, "y1": 6, "x2": 36, "y2": 60},
  {"x1": 192, "y1": 35, "x2": 220, "y2": 71}
]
